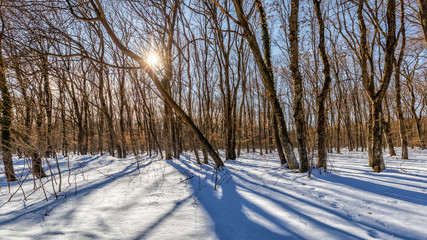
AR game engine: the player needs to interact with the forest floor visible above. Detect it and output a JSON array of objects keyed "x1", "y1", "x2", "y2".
[{"x1": 0, "y1": 148, "x2": 426, "y2": 240}]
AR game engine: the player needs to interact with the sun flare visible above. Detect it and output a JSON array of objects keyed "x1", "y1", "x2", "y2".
[{"x1": 146, "y1": 52, "x2": 160, "y2": 67}]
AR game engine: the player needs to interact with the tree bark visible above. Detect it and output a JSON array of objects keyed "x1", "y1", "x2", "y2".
[
  {"x1": 358, "y1": 0, "x2": 396, "y2": 172},
  {"x1": 41, "y1": 55, "x2": 53, "y2": 158},
  {"x1": 229, "y1": 0, "x2": 299, "y2": 169},
  {"x1": 417, "y1": 0, "x2": 427, "y2": 47},
  {"x1": 383, "y1": 99, "x2": 396, "y2": 156},
  {"x1": 289, "y1": 0, "x2": 309, "y2": 172},
  {"x1": 0, "y1": 33, "x2": 17, "y2": 182},
  {"x1": 395, "y1": 0, "x2": 408, "y2": 159},
  {"x1": 313, "y1": 0, "x2": 332, "y2": 170}
]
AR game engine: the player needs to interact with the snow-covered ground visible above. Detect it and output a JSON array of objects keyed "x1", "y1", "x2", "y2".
[{"x1": 1, "y1": 148, "x2": 426, "y2": 240}]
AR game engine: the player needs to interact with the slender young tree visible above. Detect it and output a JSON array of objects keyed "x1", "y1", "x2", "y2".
[{"x1": 395, "y1": 0, "x2": 408, "y2": 159}]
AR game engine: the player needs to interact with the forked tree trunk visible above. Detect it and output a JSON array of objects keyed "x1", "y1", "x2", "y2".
[{"x1": 358, "y1": 0, "x2": 396, "y2": 172}]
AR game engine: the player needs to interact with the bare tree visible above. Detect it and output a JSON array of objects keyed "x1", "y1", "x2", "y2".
[
  {"x1": 357, "y1": 0, "x2": 396, "y2": 172},
  {"x1": 225, "y1": 0, "x2": 299, "y2": 169},
  {"x1": 67, "y1": 0, "x2": 224, "y2": 167},
  {"x1": 0, "y1": 7, "x2": 17, "y2": 182},
  {"x1": 418, "y1": 0, "x2": 427, "y2": 47},
  {"x1": 312, "y1": 0, "x2": 332, "y2": 170},
  {"x1": 394, "y1": 0, "x2": 408, "y2": 159},
  {"x1": 289, "y1": 0, "x2": 309, "y2": 172}
]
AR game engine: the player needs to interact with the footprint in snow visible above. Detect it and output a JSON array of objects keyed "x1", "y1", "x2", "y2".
[
  {"x1": 366, "y1": 229, "x2": 379, "y2": 238},
  {"x1": 317, "y1": 194, "x2": 325, "y2": 199},
  {"x1": 330, "y1": 202, "x2": 339, "y2": 209}
]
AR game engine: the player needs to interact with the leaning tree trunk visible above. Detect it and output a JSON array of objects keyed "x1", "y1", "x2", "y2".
[
  {"x1": 230, "y1": 0, "x2": 299, "y2": 169},
  {"x1": 83, "y1": 0, "x2": 224, "y2": 167}
]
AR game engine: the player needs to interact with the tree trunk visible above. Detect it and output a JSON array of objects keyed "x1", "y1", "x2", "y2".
[
  {"x1": 162, "y1": 98, "x2": 173, "y2": 160},
  {"x1": 417, "y1": 0, "x2": 427, "y2": 47},
  {"x1": 383, "y1": 99, "x2": 396, "y2": 156},
  {"x1": 0, "y1": 36, "x2": 17, "y2": 182},
  {"x1": 357, "y1": 0, "x2": 396, "y2": 172},
  {"x1": 230, "y1": 0, "x2": 299, "y2": 169},
  {"x1": 371, "y1": 102, "x2": 386, "y2": 172},
  {"x1": 59, "y1": 79, "x2": 69, "y2": 157},
  {"x1": 41, "y1": 55, "x2": 53, "y2": 158},
  {"x1": 98, "y1": 107, "x2": 104, "y2": 155},
  {"x1": 395, "y1": 0, "x2": 408, "y2": 159},
  {"x1": 289, "y1": 0, "x2": 309, "y2": 172},
  {"x1": 119, "y1": 72, "x2": 128, "y2": 158},
  {"x1": 313, "y1": 0, "x2": 332, "y2": 170}
]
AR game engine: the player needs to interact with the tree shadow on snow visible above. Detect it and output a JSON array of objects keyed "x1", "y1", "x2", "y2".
[
  {"x1": 0, "y1": 155, "x2": 103, "y2": 188},
  {"x1": 168, "y1": 154, "x2": 423, "y2": 240},
  {"x1": 318, "y1": 172, "x2": 427, "y2": 206},
  {"x1": 168, "y1": 157, "x2": 302, "y2": 240},
  {"x1": 0, "y1": 157, "x2": 143, "y2": 232}
]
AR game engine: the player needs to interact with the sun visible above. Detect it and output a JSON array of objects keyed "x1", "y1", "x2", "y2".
[{"x1": 146, "y1": 51, "x2": 160, "y2": 67}]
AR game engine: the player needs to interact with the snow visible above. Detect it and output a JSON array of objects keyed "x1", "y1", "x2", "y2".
[{"x1": 1, "y1": 148, "x2": 427, "y2": 239}]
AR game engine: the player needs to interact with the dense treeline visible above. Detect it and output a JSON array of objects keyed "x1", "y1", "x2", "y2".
[{"x1": 1, "y1": 0, "x2": 426, "y2": 183}]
